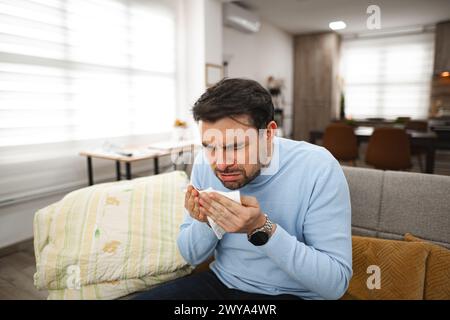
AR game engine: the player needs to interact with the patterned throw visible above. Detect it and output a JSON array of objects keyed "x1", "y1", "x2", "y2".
[{"x1": 33, "y1": 171, "x2": 193, "y2": 299}]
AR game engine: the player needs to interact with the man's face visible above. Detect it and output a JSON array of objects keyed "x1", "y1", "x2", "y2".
[{"x1": 200, "y1": 115, "x2": 274, "y2": 190}]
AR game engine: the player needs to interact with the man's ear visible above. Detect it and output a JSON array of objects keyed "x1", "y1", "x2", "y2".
[{"x1": 266, "y1": 121, "x2": 278, "y2": 140}]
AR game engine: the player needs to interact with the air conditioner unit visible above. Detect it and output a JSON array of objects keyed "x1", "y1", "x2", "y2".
[{"x1": 223, "y1": 2, "x2": 261, "y2": 33}]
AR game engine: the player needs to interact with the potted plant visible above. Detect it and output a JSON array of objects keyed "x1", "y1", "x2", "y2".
[{"x1": 173, "y1": 119, "x2": 188, "y2": 142}]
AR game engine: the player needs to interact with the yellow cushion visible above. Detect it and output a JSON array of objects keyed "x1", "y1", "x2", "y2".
[
  {"x1": 404, "y1": 233, "x2": 450, "y2": 300},
  {"x1": 342, "y1": 236, "x2": 429, "y2": 300}
]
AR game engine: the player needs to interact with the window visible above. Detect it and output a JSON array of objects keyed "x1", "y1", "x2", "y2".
[
  {"x1": 340, "y1": 32, "x2": 434, "y2": 120},
  {"x1": 0, "y1": 0, "x2": 176, "y2": 147}
]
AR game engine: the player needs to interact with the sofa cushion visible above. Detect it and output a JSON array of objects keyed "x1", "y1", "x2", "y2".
[
  {"x1": 342, "y1": 236, "x2": 429, "y2": 300},
  {"x1": 342, "y1": 166, "x2": 383, "y2": 234},
  {"x1": 378, "y1": 171, "x2": 450, "y2": 249},
  {"x1": 404, "y1": 233, "x2": 450, "y2": 300}
]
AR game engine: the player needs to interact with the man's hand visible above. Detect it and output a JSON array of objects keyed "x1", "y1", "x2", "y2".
[
  {"x1": 198, "y1": 192, "x2": 272, "y2": 235},
  {"x1": 184, "y1": 185, "x2": 208, "y2": 223}
]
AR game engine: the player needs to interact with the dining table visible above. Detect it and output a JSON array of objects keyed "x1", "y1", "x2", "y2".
[{"x1": 309, "y1": 126, "x2": 438, "y2": 174}]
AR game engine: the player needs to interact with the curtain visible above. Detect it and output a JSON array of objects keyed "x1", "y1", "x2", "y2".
[
  {"x1": 340, "y1": 32, "x2": 434, "y2": 120},
  {"x1": 0, "y1": 0, "x2": 177, "y2": 147}
]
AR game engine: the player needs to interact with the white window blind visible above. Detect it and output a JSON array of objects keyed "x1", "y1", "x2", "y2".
[
  {"x1": 0, "y1": 0, "x2": 176, "y2": 147},
  {"x1": 340, "y1": 32, "x2": 434, "y2": 120}
]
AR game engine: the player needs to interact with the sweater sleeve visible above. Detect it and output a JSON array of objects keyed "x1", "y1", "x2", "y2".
[
  {"x1": 258, "y1": 155, "x2": 353, "y2": 299},
  {"x1": 177, "y1": 152, "x2": 219, "y2": 266}
]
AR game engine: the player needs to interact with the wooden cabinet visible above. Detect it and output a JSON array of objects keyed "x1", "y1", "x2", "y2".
[
  {"x1": 293, "y1": 32, "x2": 341, "y2": 141},
  {"x1": 434, "y1": 21, "x2": 450, "y2": 75},
  {"x1": 430, "y1": 21, "x2": 450, "y2": 117}
]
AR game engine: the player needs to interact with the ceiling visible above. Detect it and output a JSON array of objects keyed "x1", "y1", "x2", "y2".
[{"x1": 237, "y1": 0, "x2": 450, "y2": 35}]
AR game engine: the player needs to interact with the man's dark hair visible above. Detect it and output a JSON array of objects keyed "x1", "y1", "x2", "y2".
[{"x1": 192, "y1": 78, "x2": 274, "y2": 129}]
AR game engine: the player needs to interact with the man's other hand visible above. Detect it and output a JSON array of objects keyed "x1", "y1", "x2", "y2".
[{"x1": 184, "y1": 185, "x2": 208, "y2": 223}]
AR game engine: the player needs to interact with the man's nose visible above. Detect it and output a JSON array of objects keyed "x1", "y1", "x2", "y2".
[
  {"x1": 215, "y1": 162, "x2": 233, "y2": 172},
  {"x1": 215, "y1": 152, "x2": 236, "y2": 171},
  {"x1": 215, "y1": 148, "x2": 235, "y2": 165}
]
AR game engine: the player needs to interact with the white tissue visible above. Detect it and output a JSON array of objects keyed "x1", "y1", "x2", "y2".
[{"x1": 199, "y1": 187, "x2": 241, "y2": 239}]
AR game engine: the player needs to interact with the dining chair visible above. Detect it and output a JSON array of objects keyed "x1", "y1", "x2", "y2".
[
  {"x1": 365, "y1": 127, "x2": 412, "y2": 171},
  {"x1": 322, "y1": 123, "x2": 358, "y2": 165},
  {"x1": 405, "y1": 120, "x2": 428, "y2": 172}
]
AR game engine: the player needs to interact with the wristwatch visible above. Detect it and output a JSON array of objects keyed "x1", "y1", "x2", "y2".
[{"x1": 248, "y1": 214, "x2": 273, "y2": 246}]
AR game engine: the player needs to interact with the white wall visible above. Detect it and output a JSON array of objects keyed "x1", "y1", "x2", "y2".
[
  {"x1": 205, "y1": 0, "x2": 223, "y2": 66},
  {"x1": 223, "y1": 20, "x2": 294, "y2": 137},
  {"x1": 176, "y1": 0, "x2": 207, "y2": 143}
]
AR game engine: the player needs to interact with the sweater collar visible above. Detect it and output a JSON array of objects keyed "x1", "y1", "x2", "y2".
[{"x1": 243, "y1": 136, "x2": 281, "y2": 190}]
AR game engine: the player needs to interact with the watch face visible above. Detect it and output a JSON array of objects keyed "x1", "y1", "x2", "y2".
[{"x1": 249, "y1": 231, "x2": 269, "y2": 246}]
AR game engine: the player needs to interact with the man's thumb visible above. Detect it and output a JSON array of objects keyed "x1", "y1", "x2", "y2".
[{"x1": 240, "y1": 195, "x2": 258, "y2": 207}]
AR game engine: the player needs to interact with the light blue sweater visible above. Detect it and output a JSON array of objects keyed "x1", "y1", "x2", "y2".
[{"x1": 177, "y1": 137, "x2": 352, "y2": 300}]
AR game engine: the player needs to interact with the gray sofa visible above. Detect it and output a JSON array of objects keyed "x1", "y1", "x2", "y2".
[{"x1": 342, "y1": 166, "x2": 450, "y2": 248}]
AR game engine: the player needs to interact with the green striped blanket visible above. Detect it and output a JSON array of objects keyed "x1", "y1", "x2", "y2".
[{"x1": 33, "y1": 171, "x2": 193, "y2": 299}]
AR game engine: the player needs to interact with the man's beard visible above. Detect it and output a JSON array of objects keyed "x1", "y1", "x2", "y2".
[{"x1": 215, "y1": 165, "x2": 261, "y2": 190}]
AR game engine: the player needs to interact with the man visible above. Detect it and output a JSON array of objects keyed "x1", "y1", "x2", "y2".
[{"x1": 135, "y1": 78, "x2": 352, "y2": 300}]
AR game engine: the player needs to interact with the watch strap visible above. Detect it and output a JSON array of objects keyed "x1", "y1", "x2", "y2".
[{"x1": 248, "y1": 214, "x2": 273, "y2": 238}]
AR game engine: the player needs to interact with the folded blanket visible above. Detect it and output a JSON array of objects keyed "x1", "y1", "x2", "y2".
[{"x1": 33, "y1": 171, "x2": 193, "y2": 299}]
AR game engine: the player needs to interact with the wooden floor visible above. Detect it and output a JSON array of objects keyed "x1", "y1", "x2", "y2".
[{"x1": 0, "y1": 241, "x2": 47, "y2": 300}]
